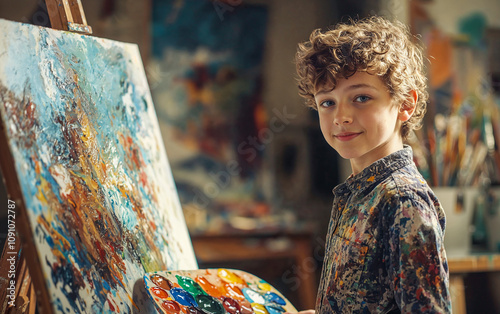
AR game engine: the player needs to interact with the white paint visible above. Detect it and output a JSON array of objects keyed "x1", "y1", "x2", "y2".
[{"x1": 51, "y1": 164, "x2": 72, "y2": 197}]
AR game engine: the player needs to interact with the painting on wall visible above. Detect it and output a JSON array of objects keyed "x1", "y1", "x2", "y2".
[
  {"x1": 150, "y1": 1, "x2": 270, "y2": 232},
  {"x1": 0, "y1": 18, "x2": 197, "y2": 313}
]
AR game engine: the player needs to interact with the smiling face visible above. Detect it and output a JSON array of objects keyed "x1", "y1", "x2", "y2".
[{"x1": 314, "y1": 71, "x2": 413, "y2": 175}]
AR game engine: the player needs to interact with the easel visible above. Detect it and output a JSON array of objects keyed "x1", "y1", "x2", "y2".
[
  {"x1": 0, "y1": 1, "x2": 91, "y2": 313},
  {"x1": 45, "y1": 0, "x2": 92, "y2": 35}
]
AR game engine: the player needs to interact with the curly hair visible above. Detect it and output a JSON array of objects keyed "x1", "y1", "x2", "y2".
[{"x1": 295, "y1": 16, "x2": 428, "y2": 140}]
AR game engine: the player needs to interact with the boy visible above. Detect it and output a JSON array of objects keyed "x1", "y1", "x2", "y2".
[{"x1": 291, "y1": 16, "x2": 451, "y2": 313}]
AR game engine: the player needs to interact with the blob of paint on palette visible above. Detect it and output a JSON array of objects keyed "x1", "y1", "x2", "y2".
[{"x1": 144, "y1": 269, "x2": 297, "y2": 314}]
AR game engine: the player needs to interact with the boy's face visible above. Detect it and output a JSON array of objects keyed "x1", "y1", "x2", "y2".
[{"x1": 314, "y1": 71, "x2": 407, "y2": 175}]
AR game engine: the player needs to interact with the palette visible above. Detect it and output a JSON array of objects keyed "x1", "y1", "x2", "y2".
[{"x1": 144, "y1": 269, "x2": 297, "y2": 313}]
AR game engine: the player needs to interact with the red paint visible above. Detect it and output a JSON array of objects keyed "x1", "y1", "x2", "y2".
[
  {"x1": 140, "y1": 171, "x2": 148, "y2": 187},
  {"x1": 238, "y1": 299, "x2": 253, "y2": 314},
  {"x1": 222, "y1": 297, "x2": 241, "y2": 314},
  {"x1": 161, "y1": 300, "x2": 181, "y2": 313},
  {"x1": 107, "y1": 298, "x2": 115, "y2": 311},
  {"x1": 150, "y1": 287, "x2": 170, "y2": 299},
  {"x1": 94, "y1": 240, "x2": 107, "y2": 262},
  {"x1": 151, "y1": 274, "x2": 174, "y2": 290},
  {"x1": 416, "y1": 287, "x2": 423, "y2": 300},
  {"x1": 108, "y1": 242, "x2": 115, "y2": 254},
  {"x1": 25, "y1": 101, "x2": 36, "y2": 128}
]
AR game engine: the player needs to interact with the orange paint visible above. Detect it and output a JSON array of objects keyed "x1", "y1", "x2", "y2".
[
  {"x1": 150, "y1": 287, "x2": 170, "y2": 299},
  {"x1": 33, "y1": 157, "x2": 41, "y2": 174},
  {"x1": 195, "y1": 276, "x2": 223, "y2": 298},
  {"x1": 222, "y1": 283, "x2": 245, "y2": 301},
  {"x1": 127, "y1": 293, "x2": 139, "y2": 311}
]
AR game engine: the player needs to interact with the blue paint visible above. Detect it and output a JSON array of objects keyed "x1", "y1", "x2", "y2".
[
  {"x1": 102, "y1": 280, "x2": 110, "y2": 292},
  {"x1": 265, "y1": 305, "x2": 285, "y2": 314},
  {"x1": 264, "y1": 292, "x2": 286, "y2": 305},
  {"x1": 170, "y1": 288, "x2": 198, "y2": 307}
]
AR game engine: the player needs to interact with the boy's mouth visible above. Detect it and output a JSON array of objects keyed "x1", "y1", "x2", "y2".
[{"x1": 334, "y1": 132, "x2": 361, "y2": 141}]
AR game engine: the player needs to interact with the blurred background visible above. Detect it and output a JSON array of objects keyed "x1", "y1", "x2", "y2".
[{"x1": 1, "y1": 0, "x2": 500, "y2": 312}]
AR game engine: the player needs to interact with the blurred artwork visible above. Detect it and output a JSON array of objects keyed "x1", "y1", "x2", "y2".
[
  {"x1": 150, "y1": 1, "x2": 270, "y2": 230},
  {"x1": 0, "y1": 18, "x2": 197, "y2": 313},
  {"x1": 409, "y1": 4, "x2": 500, "y2": 187}
]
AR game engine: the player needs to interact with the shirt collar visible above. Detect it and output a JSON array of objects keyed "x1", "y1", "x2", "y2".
[{"x1": 333, "y1": 145, "x2": 414, "y2": 196}]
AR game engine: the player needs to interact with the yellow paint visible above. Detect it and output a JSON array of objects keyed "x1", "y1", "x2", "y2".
[
  {"x1": 258, "y1": 283, "x2": 272, "y2": 291},
  {"x1": 36, "y1": 177, "x2": 49, "y2": 205},
  {"x1": 218, "y1": 269, "x2": 246, "y2": 285},
  {"x1": 251, "y1": 303, "x2": 269, "y2": 314},
  {"x1": 416, "y1": 267, "x2": 423, "y2": 278}
]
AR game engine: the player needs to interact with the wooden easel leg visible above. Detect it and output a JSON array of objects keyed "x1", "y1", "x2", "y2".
[
  {"x1": 68, "y1": 0, "x2": 89, "y2": 25},
  {"x1": 0, "y1": 240, "x2": 36, "y2": 314},
  {"x1": 44, "y1": 0, "x2": 92, "y2": 34},
  {"x1": 44, "y1": 0, "x2": 70, "y2": 30}
]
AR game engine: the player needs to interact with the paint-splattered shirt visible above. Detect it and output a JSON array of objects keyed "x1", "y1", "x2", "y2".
[{"x1": 316, "y1": 146, "x2": 451, "y2": 313}]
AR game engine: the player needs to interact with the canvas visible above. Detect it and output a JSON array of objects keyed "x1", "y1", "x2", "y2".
[{"x1": 0, "y1": 18, "x2": 197, "y2": 313}]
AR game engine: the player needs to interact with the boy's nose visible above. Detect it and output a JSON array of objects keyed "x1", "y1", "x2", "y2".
[
  {"x1": 335, "y1": 117, "x2": 352, "y2": 125},
  {"x1": 333, "y1": 104, "x2": 353, "y2": 125}
]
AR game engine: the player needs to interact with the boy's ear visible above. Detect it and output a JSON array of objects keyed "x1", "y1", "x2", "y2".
[{"x1": 398, "y1": 90, "x2": 417, "y2": 122}]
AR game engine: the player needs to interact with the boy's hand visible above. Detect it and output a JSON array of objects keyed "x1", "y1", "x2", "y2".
[{"x1": 284, "y1": 311, "x2": 315, "y2": 314}]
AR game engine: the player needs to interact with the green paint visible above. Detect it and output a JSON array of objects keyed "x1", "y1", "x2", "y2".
[
  {"x1": 196, "y1": 295, "x2": 225, "y2": 314},
  {"x1": 176, "y1": 275, "x2": 207, "y2": 296}
]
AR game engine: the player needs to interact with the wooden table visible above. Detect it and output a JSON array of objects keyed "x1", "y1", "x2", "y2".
[{"x1": 448, "y1": 254, "x2": 500, "y2": 314}]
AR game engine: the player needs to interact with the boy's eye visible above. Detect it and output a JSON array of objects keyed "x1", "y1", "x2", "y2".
[
  {"x1": 355, "y1": 95, "x2": 371, "y2": 102},
  {"x1": 319, "y1": 100, "x2": 335, "y2": 108}
]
